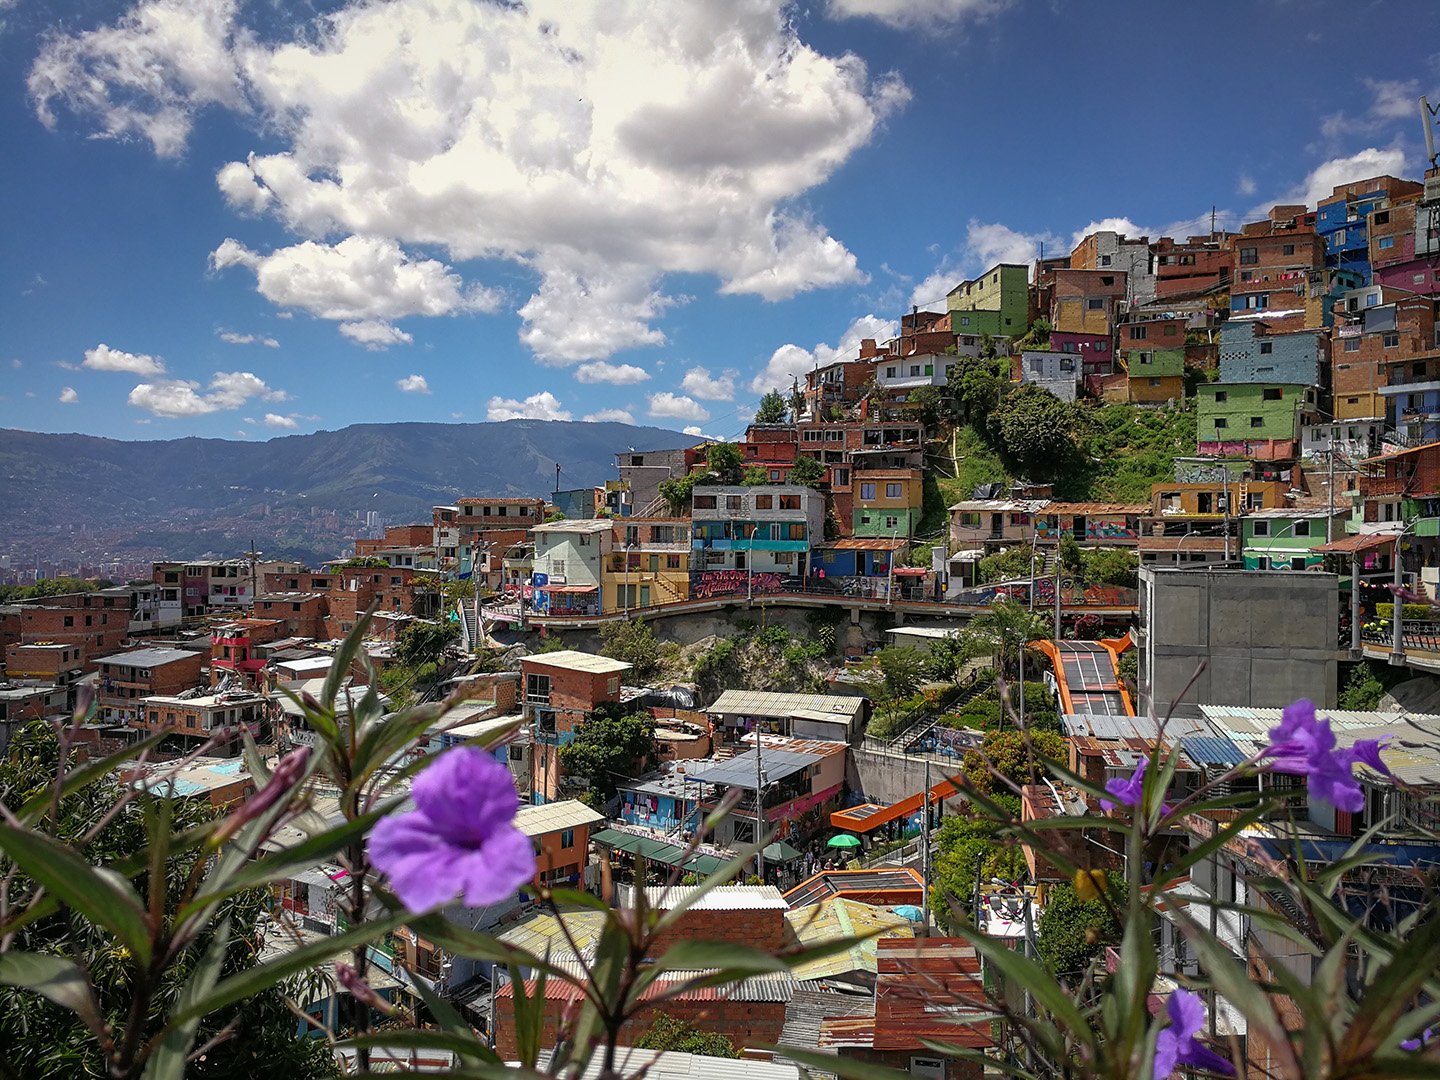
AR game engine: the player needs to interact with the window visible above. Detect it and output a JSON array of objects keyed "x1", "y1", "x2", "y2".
[
  {"x1": 754, "y1": 493, "x2": 773, "y2": 509},
  {"x1": 779, "y1": 494, "x2": 801, "y2": 510},
  {"x1": 1214, "y1": 418, "x2": 1228, "y2": 429},
  {"x1": 885, "y1": 482, "x2": 902, "y2": 499},
  {"x1": 1149, "y1": 378, "x2": 1162, "y2": 387},
  {"x1": 1252, "y1": 520, "x2": 1269, "y2": 536},
  {"x1": 769, "y1": 469, "x2": 782, "y2": 482},
  {"x1": 693, "y1": 494, "x2": 716, "y2": 509},
  {"x1": 1131, "y1": 325, "x2": 1148, "y2": 340},
  {"x1": 666, "y1": 554, "x2": 681, "y2": 569},
  {"x1": 560, "y1": 829, "x2": 575, "y2": 849},
  {"x1": 1087, "y1": 298, "x2": 1105, "y2": 310},
  {"x1": 1259, "y1": 342, "x2": 1273, "y2": 355},
  {"x1": 1263, "y1": 388, "x2": 1282, "y2": 401},
  {"x1": 860, "y1": 482, "x2": 877, "y2": 500},
  {"x1": 1282, "y1": 243, "x2": 1295, "y2": 256},
  {"x1": 525, "y1": 672, "x2": 551, "y2": 705},
  {"x1": 1138, "y1": 352, "x2": 1152, "y2": 365},
  {"x1": 1344, "y1": 338, "x2": 1360, "y2": 352},
  {"x1": 884, "y1": 516, "x2": 900, "y2": 529},
  {"x1": 885, "y1": 366, "x2": 897, "y2": 378},
  {"x1": 909, "y1": 365, "x2": 921, "y2": 377},
  {"x1": 1214, "y1": 390, "x2": 1227, "y2": 403},
  {"x1": 1293, "y1": 519, "x2": 1311, "y2": 537},
  {"x1": 1094, "y1": 340, "x2": 1108, "y2": 352},
  {"x1": 833, "y1": 468, "x2": 849, "y2": 486},
  {"x1": 1384, "y1": 333, "x2": 1400, "y2": 348},
  {"x1": 923, "y1": 364, "x2": 933, "y2": 376},
  {"x1": 1250, "y1": 416, "x2": 1264, "y2": 428},
  {"x1": 960, "y1": 316, "x2": 969, "y2": 326},
  {"x1": 1379, "y1": 236, "x2": 1395, "y2": 250},
  {"x1": 1100, "y1": 254, "x2": 1113, "y2": 266},
  {"x1": 726, "y1": 496, "x2": 743, "y2": 510},
  {"x1": 1239, "y1": 247, "x2": 1258, "y2": 265},
  {"x1": 63, "y1": 615, "x2": 73, "y2": 628},
  {"x1": 578, "y1": 534, "x2": 590, "y2": 547},
  {"x1": 1240, "y1": 270, "x2": 1253, "y2": 282}
]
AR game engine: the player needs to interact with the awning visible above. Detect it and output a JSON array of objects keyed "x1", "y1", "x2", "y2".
[
  {"x1": 590, "y1": 828, "x2": 727, "y2": 876},
  {"x1": 541, "y1": 584, "x2": 599, "y2": 594},
  {"x1": 763, "y1": 840, "x2": 803, "y2": 863},
  {"x1": 892, "y1": 567, "x2": 928, "y2": 576},
  {"x1": 817, "y1": 538, "x2": 908, "y2": 551},
  {"x1": 1314, "y1": 533, "x2": 1398, "y2": 555}
]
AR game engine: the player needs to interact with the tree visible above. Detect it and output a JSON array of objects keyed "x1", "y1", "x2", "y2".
[
  {"x1": 1058, "y1": 535, "x2": 1084, "y2": 577},
  {"x1": 396, "y1": 618, "x2": 459, "y2": 669},
  {"x1": 961, "y1": 600, "x2": 1050, "y2": 679},
  {"x1": 659, "y1": 471, "x2": 701, "y2": 515},
  {"x1": 945, "y1": 355, "x2": 1008, "y2": 425},
  {"x1": 875, "y1": 646, "x2": 927, "y2": 703},
  {"x1": 961, "y1": 729, "x2": 1066, "y2": 797},
  {"x1": 908, "y1": 385, "x2": 943, "y2": 427},
  {"x1": 1339, "y1": 661, "x2": 1389, "y2": 710},
  {"x1": 1080, "y1": 548, "x2": 1138, "y2": 589},
  {"x1": 1036, "y1": 875, "x2": 1126, "y2": 978},
  {"x1": 635, "y1": 1013, "x2": 741, "y2": 1058},
  {"x1": 789, "y1": 455, "x2": 826, "y2": 489},
  {"x1": 559, "y1": 705, "x2": 658, "y2": 802},
  {"x1": 741, "y1": 465, "x2": 769, "y2": 485},
  {"x1": 977, "y1": 546, "x2": 1034, "y2": 585},
  {"x1": 986, "y1": 382, "x2": 1083, "y2": 479},
  {"x1": 789, "y1": 384, "x2": 806, "y2": 423},
  {"x1": 599, "y1": 619, "x2": 661, "y2": 682},
  {"x1": 0, "y1": 722, "x2": 337, "y2": 1079},
  {"x1": 704, "y1": 442, "x2": 744, "y2": 485},
  {"x1": 754, "y1": 390, "x2": 788, "y2": 424}
]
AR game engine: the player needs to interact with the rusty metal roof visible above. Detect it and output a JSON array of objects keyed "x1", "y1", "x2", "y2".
[
  {"x1": 870, "y1": 938, "x2": 993, "y2": 1051},
  {"x1": 498, "y1": 973, "x2": 796, "y2": 1003}
]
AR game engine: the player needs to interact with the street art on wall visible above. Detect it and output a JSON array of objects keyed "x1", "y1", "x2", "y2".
[{"x1": 691, "y1": 569, "x2": 785, "y2": 599}]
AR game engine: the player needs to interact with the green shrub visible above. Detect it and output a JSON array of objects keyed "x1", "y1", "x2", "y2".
[{"x1": 1375, "y1": 602, "x2": 1434, "y2": 620}]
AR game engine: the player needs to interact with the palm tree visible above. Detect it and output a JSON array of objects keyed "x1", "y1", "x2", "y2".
[{"x1": 959, "y1": 599, "x2": 1054, "y2": 732}]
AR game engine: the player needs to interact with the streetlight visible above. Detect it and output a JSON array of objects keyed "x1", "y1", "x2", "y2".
[{"x1": 1389, "y1": 519, "x2": 1420, "y2": 668}]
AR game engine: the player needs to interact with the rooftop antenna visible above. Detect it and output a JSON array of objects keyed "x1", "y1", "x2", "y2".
[{"x1": 1422, "y1": 96, "x2": 1438, "y2": 170}]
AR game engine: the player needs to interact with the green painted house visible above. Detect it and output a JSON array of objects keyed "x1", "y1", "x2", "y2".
[
  {"x1": 1240, "y1": 509, "x2": 1344, "y2": 570},
  {"x1": 1197, "y1": 382, "x2": 1312, "y2": 450},
  {"x1": 947, "y1": 263, "x2": 1029, "y2": 340}
]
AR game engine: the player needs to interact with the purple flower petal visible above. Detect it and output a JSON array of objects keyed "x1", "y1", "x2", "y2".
[
  {"x1": 1153, "y1": 1027, "x2": 1181, "y2": 1080},
  {"x1": 1154, "y1": 990, "x2": 1234, "y2": 1079},
  {"x1": 1261, "y1": 702, "x2": 1367, "y2": 812},
  {"x1": 368, "y1": 747, "x2": 536, "y2": 913},
  {"x1": 1101, "y1": 757, "x2": 1146, "y2": 812},
  {"x1": 1350, "y1": 738, "x2": 1392, "y2": 777}
]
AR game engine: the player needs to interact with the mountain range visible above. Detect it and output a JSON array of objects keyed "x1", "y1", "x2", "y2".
[{"x1": 0, "y1": 420, "x2": 696, "y2": 566}]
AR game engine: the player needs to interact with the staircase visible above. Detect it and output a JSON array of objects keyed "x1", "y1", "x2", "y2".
[
  {"x1": 634, "y1": 493, "x2": 670, "y2": 518},
  {"x1": 458, "y1": 600, "x2": 480, "y2": 652}
]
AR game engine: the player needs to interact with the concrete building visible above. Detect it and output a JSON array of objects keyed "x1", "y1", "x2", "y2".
[
  {"x1": 604, "y1": 518, "x2": 692, "y2": 612},
  {"x1": 615, "y1": 447, "x2": 702, "y2": 516},
  {"x1": 1196, "y1": 382, "x2": 1317, "y2": 460},
  {"x1": 1018, "y1": 350, "x2": 1080, "y2": 401},
  {"x1": 1137, "y1": 567, "x2": 1340, "y2": 718},
  {"x1": 137, "y1": 691, "x2": 268, "y2": 753},
  {"x1": 1315, "y1": 174, "x2": 1423, "y2": 286},
  {"x1": 690, "y1": 485, "x2": 824, "y2": 584},
  {"x1": 1071, "y1": 229, "x2": 1156, "y2": 304},
  {"x1": 1218, "y1": 320, "x2": 1328, "y2": 386},
  {"x1": 1240, "y1": 508, "x2": 1347, "y2": 570},
  {"x1": 4, "y1": 641, "x2": 86, "y2": 686},
  {"x1": 1152, "y1": 233, "x2": 1234, "y2": 300},
  {"x1": 852, "y1": 469, "x2": 924, "y2": 538},
  {"x1": 519, "y1": 650, "x2": 630, "y2": 802},
  {"x1": 95, "y1": 646, "x2": 207, "y2": 725},
  {"x1": 948, "y1": 499, "x2": 1044, "y2": 552},
  {"x1": 946, "y1": 262, "x2": 1029, "y2": 340},
  {"x1": 530, "y1": 519, "x2": 612, "y2": 617},
  {"x1": 1118, "y1": 314, "x2": 1189, "y2": 404}
]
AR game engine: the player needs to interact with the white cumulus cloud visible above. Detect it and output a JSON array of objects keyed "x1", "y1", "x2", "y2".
[
  {"x1": 682, "y1": 425, "x2": 704, "y2": 437},
  {"x1": 1284, "y1": 147, "x2": 1410, "y2": 208},
  {"x1": 575, "y1": 361, "x2": 651, "y2": 385},
  {"x1": 83, "y1": 343, "x2": 165, "y2": 375},
  {"x1": 218, "y1": 330, "x2": 280, "y2": 347},
  {"x1": 751, "y1": 313, "x2": 897, "y2": 394},
  {"x1": 396, "y1": 374, "x2": 431, "y2": 394},
  {"x1": 128, "y1": 370, "x2": 287, "y2": 417},
  {"x1": 58, "y1": 386, "x2": 78, "y2": 403},
  {"x1": 486, "y1": 391, "x2": 572, "y2": 422},
  {"x1": 647, "y1": 391, "x2": 710, "y2": 422},
  {"x1": 583, "y1": 408, "x2": 636, "y2": 424},
  {"x1": 263, "y1": 412, "x2": 298, "y2": 427},
  {"x1": 680, "y1": 366, "x2": 737, "y2": 401},
  {"x1": 33, "y1": 0, "x2": 907, "y2": 363},
  {"x1": 827, "y1": 0, "x2": 1013, "y2": 29},
  {"x1": 340, "y1": 320, "x2": 414, "y2": 350}
]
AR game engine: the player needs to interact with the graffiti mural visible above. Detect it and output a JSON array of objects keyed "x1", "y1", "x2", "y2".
[{"x1": 691, "y1": 569, "x2": 785, "y2": 599}]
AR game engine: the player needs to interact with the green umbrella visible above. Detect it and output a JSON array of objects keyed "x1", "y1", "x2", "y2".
[{"x1": 826, "y1": 833, "x2": 861, "y2": 849}]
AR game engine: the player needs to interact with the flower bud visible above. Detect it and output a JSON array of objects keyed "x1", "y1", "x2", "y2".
[
  {"x1": 212, "y1": 746, "x2": 311, "y2": 846},
  {"x1": 337, "y1": 962, "x2": 393, "y2": 1015}
]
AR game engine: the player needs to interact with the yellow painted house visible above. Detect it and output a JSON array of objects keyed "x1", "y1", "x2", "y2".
[{"x1": 601, "y1": 518, "x2": 692, "y2": 613}]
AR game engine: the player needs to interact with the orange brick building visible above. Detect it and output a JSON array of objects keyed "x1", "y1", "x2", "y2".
[
  {"x1": 513, "y1": 799, "x2": 605, "y2": 888},
  {"x1": 520, "y1": 650, "x2": 631, "y2": 802},
  {"x1": 94, "y1": 646, "x2": 206, "y2": 725}
]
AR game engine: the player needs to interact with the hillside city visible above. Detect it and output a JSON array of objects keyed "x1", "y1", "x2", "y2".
[{"x1": 5, "y1": 169, "x2": 1440, "y2": 1077}]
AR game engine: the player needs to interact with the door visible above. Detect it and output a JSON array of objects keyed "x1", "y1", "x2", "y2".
[
  {"x1": 735, "y1": 552, "x2": 747, "y2": 570},
  {"x1": 990, "y1": 513, "x2": 1003, "y2": 537}
]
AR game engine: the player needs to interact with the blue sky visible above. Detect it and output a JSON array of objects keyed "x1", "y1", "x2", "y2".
[{"x1": 1, "y1": 0, "x2": 1436, "y2": 443}]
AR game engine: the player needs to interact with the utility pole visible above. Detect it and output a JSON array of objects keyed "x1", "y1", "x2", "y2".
[
  {"x1": 1326, "y1": 450, "x2": 1337, "y2": 544},
  {"x1": 1351, "y1": 550, "x2": 1363, "y2": 655},
  {"x1": 920, "y1": 757, "x2": 931, "y2": 935},
  {"x1": 1390, "y1": 529, "x2": 1407, "y2": 667},
  {"x1": 1054, "y1": 570, "x2": 1063, "y2": 642},
  {"x1": 754, "y1": 732, "x2": 766, "y2": 881}
]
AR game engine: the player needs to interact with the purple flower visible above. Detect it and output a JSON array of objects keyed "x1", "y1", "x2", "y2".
[
  {"x1": 1101, "y1": 756, "x2": 1146, "y2": 812},
  {"x1": 1401, "y1": 1026, "x2": 1436, "y2": 1052},
  {"x1": 1154, "y1": 989, "x2": 1235, "y2": 1079},
  {"x1": 1350, "y1": 737, "x2": 1393, "y2": 778},
  {"x1": 1261, "y1": 700, "x2": 1366, "y2": 813},
  {"x1": 368, "y1": 747, "x2": 536, "y2": 912}
]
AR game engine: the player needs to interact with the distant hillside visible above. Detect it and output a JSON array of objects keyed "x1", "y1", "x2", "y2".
[{"x1": 0, "y1": 420, "x2": 697, "y2": 564}]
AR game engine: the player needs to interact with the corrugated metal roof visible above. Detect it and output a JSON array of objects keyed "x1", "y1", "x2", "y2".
[
  {"x1": 95, "y1": 646, "x2": 197, "y2": 668},
  {"x1": 499, "y1": 973, "x2": 796, "y2": 1002},
  {"x1": 686, "y1": 748, "x2": 822, "y2": 788},
  {"x1": 643, "y1": 884, "x2": 788, "y2": 911},
  {"x1": 785, "y1": 898, "x2": 913, "y2": 981},
  {"x1": 521, "y1": 650, "x2": 632, "y2": 674},
  {"x1": 1179, "y1": 734, "x2": 1246, "y2": 767},
  {"x1": 708, "y1": 690, "x2": 865, "y2": 719},
  {"x1": 536, "y1": 1048, "x2": 801, "y2": 1080},
  {"x1": 513, "y1": 799, "x2": 606, "y2": 837}
]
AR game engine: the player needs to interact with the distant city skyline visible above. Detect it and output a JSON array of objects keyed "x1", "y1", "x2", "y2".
[{"x1": 2, "y1": 0, "x2": 1437, "y2": 443}]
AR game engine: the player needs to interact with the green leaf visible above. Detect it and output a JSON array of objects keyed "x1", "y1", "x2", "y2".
[
  {"x1": 338, "y1": 1028, "x2": 499, "y2": 1066},
  {"x1": 142, "y1": 919, "x2": 232, "y2": 1080},
  {"x1": 392, "y1": 971, "x2": 500, "y2": 1069},
  {"x1": 16, "y1": 730, "x2": 170, "y2": 824},
  {"x1": 323, "y1": 611, "x2": 374, "y2": 710},
  {"x1": 0, "y1": 952, "x2": 105, "y2": 1038},
  {"x1": 0, "y1": 823, "x2": 152, "y2": 964},
  {"x1": 949, "y1": 921, "x2": 1089, "y2": 1049},
  {"x1": 162, "y1": 907, "x2": 410, "y2": 1034}
]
